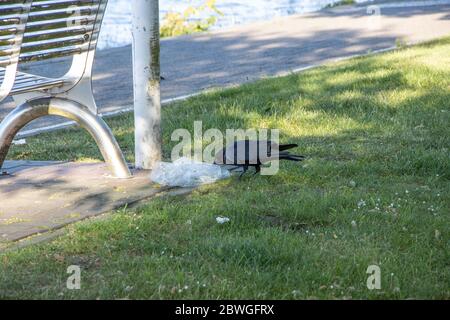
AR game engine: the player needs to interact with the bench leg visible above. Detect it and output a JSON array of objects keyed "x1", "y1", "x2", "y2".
[{"x1": 0, "y1": 97, "x2": 132, "y2": 179}]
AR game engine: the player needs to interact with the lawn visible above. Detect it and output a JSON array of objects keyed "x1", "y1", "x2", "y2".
[{"x1": 0, "y1": 37, "x2": 449, "y2": 299}]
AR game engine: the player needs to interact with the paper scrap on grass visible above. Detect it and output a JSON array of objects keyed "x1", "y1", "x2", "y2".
[
  {"x1": 216, "y1": 217, "x2": 231, "y2": 224},
  {"x1": 12, "y1": 139, "x2": 26, "y2": 146}
]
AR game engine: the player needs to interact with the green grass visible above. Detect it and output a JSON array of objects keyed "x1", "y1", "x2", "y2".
[{"x1": 1, "y1": 37, "x2": 449, "y2": 299}]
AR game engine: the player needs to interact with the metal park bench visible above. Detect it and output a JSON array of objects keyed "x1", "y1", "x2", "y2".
[{"x1": 0, "y1": 0, "x2": 131, "y2": 178}]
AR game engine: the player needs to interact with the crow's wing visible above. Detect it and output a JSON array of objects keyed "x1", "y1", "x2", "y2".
[{"x1": 215, "y1": 140, "x2": 268, "y2": 165}]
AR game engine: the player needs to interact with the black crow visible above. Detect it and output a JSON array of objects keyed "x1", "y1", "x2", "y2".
[{"x1": 214, "y1": 139, "x2": 305, "y2": 176}]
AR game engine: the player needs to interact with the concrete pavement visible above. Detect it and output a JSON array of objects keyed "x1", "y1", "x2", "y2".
[{"x1": 0, "y1": 161, "x2": 167, "y2": 244}]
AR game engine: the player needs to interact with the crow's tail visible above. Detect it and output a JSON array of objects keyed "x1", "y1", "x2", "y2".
[{"x1": 278, "y1": 144, "x2": 298, "y2": 151}]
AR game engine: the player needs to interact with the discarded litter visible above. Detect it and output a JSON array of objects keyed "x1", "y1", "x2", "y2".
[
  {"x1": 216, "y1": 216, "x2": 231, "y2": 224},
  {"x1": 150, "y1": 157, "x2": 230, "y2": 188},
  {"x1": 12, "y1": 139, "x2": 26, "y2": 146}
]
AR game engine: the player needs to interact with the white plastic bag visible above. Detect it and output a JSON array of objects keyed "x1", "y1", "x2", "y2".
[{"x1": 150, "y1": 157, "x2": 231, "y2": 188}]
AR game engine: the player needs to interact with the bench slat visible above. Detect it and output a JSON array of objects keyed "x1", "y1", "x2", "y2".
[
  {"x1": 0, "y1": 0, "x2": 27, "y2": 67},
  {"x1": 18, "y1": 45, "x2": 87, "y2": 62},
  {"x1": 21, "y1": 34, "x2": 87, "y2": 51},
  {"x1": 30, "y1": 0, "x2": 100, "y2": 10},
  {"x1": 23, "y1": 15, "x2": 96, "y2": 32},
  {"x1": 0, "y1": 67, "x2": 66, "y2": 94}
]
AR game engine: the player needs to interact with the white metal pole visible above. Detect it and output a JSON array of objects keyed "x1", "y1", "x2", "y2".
[{"x1": 132, "y1": 0, "x2": 162, "y2": 170}]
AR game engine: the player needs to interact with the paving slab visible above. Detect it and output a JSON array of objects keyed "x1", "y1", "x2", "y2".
[{"x1": 0, "y1": 161, "x2": 169, "y2": 243}]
